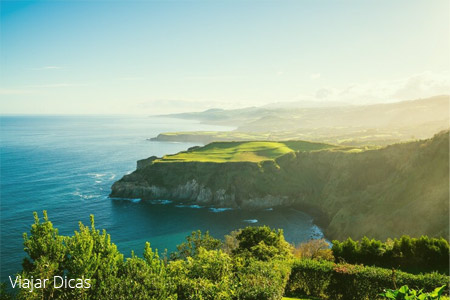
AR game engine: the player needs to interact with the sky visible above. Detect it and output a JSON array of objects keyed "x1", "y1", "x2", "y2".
[{"x1": 0, "y1": 0, "x2": 449, "y2": 115}]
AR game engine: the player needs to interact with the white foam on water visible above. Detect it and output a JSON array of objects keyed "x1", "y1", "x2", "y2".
[
  {"x1": 150, "y1": 199, "x2": 172, "y2": 205},
  {"x1": 243, "y1": 219, "x2": 258, "y2": 223},
  {"x1": 87, "y1": 173, "x2": 107, "y2": 178},
  {"x1": 175, "y1": 204, "x2": 203, "y2": 209},
  {"x1": 209, "y1": 207, "x2": 233, "y2": 213}
]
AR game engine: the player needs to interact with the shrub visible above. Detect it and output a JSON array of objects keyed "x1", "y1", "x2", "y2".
[
  {"x1": 17, "y1": 211, "x2": 177, "y2": 300},
  {"x1": 293, "y1": 239, "x2": 334, "y2": 261},
  {"x1": 168, "y1": 247, "x2": 234, "y2": 300},
  {"x1": 171, "y1": 230, "x2": 222, "y2": 260},
  {"x1": 235, "y1": 258, "x2": 291, "y2": 300},
  {"x1": 332, "y1": 236, "x2": 450, "y2": 274},
  {"x1": 380, "y1": 285, "x2": 447, "y2": 299},
  {"x1": 233, "y1": 226, "x2": 293, "y2": 261},
  {"x1": 285, "y1": 259, "x2": 449, "y2": 300}
]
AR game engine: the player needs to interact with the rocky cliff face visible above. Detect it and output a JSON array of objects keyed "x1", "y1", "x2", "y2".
[{"x1": 111, "y1": 131, "x2": 449, "y2": 240}]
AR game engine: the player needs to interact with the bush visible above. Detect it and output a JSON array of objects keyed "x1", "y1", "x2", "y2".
[
  {"x1": 380, "y1": 285, "x2": 447, "y2": 299},
  {"x1": 235, "y1": 258, "x2": 291, "y2": 300},
  {"x1": 233, "y1": 226, "x2": 293, "y2": 261},
  {"x1": 171, "y1": 230, "x2": 222, "y2": 260},
  {"x1": 17, "y1": 211, "x2": 176, "y2": 300},
  {"x1": 285, "y1": 259, "x2": 449, "y2": 300},
  {"x1": 168, "y1": 247, "x2": 234, "y2": 300},
  {"x1": 293, "y1": 239, "x2": 334, "y2": 261},
  {"x1": 332, "y1": 236, "x2": 450, "y2": 274}
]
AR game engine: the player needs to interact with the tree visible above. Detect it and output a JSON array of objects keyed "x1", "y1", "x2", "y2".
[
  {"x1": 171, "y1": 230, "x2": 222, "y2": 260},
  {"x1": 233, "y1": 226, "x2": 293, "y2": 261},
  {"x1": 293, "y1": 239, "x2": 333, "y2": 261}
]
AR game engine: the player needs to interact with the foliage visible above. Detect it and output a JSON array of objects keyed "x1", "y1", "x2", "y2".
[
  {"x1": 286, "y1": 259, "x2": 449, "y2": 300},
  {"x1": 222, "y1": 229, "x2": 241, "y2": 255},
  {"x1": 380, "y1": 285, "x2": 447, "y2": 300},
  {"x1": 0, "y1": 283, "x2": 13, "y2": 300},
  {"x1": 293, "y1": 239, "x2": 334, "y2": 261},
  {"x1": 5, "y1": 212, "x2": 450, "y2": 300},
  {"x1": 168, "y1": 247, "x2": 234, "y2": 300},
  {"x1": 233, "y1": 226, "x2": 293, "y2": 261},
  {"x1": 15, "y1": 211, "x2": 176, "y2": 300},
  {"x1": 332, "y1": 236, "x2": 450, "y2": 274},
  {"x1": 234, "y1": 258, "x2": 291, "y2": 300},
  {"x1": 171, "y1": 230, "x2": 222, "y2": 260}
]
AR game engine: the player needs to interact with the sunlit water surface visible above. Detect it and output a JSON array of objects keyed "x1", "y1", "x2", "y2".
[{"x1": 0, "y1": 116, "x2": 322, "y2": 281}]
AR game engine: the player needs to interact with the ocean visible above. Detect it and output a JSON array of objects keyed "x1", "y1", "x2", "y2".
[{"x1": 0, "y1": 116, "x2": 323, "y2": 282}]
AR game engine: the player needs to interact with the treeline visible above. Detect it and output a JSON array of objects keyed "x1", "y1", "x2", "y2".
[
  {"x1": 1, "y1": 212, "x2": 449, "y2": 300},
  {"x1": 1, "y1": 212, "x2": 293, "y2": 300},
  {"x1": 332, "y1": 236, "x2": 449, "y2": 274}
]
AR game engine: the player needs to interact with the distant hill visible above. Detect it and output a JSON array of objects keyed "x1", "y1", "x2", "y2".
[
  {"x1": 153, "y1": 95, "x2": 449, "y2": 146},
  {"x1": 111, "y1": 131, "x2": 449, "y2": 240}
]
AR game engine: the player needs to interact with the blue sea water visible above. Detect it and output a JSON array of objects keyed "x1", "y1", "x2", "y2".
[{"x1": 0, "y1": 116, "x2": 323, "y2": 282}]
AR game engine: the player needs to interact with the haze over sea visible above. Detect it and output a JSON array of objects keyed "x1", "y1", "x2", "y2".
[{"x1": 0, "y1": 116, "x2": 323, "y2": 281}]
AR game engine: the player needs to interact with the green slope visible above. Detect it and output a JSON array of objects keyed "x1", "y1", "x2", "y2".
[{"x1": 157, "y1": 141, "x2": 338, "y2": 163}]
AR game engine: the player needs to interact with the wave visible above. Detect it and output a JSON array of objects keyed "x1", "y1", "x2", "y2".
[
  {"x1": 150, "y1": 199, "x2": 172, "y2": 205},
  {"x1": 72, "y1": 191, "x2": 101, "y2": 200},
  {"x1": 243, "y1": 219, "x2": 258, "y2": 223},
  {"x1": 87, "y1": 173, "x2": 107, "y2": 178},
  {"x1": 175, "y1": 204, "x2": 203, "y2": 209},
  {"x1": 110, "y1": 197, "x2": 141, "y2": 203},
  {"x1": 209, "y1": 207, "x2": 233, "y2": 213}
]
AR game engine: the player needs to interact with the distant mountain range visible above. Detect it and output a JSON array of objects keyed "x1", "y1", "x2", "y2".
[{"x1": 152, "y1": 95, "x2": 449, "y2": 146}]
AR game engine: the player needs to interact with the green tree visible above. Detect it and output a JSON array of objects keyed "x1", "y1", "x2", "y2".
[
  {"x1": 171, "y1": 230, "x2": 222, "y2": 260},
  {"x1": 233, "y1": 226, "x2": 293, "y2": 261}
]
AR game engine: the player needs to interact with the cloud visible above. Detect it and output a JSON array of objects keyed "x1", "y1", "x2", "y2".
[
  {"x1": 298, "y1": 71, "x2": 450, "y2": 104},
  {"x1": 310, "y1": 73, "x2": 321, "y2": 80}
]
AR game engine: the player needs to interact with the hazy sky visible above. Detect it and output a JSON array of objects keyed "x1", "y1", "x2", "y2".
[{"x1": 1, "y1": 0, "x2": 449, "y2": 115}]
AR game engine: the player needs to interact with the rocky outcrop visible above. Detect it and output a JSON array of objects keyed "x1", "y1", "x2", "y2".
[
  {"x1": 111, "y1": 131, "x2": 449, "y2": 240},
  {"x1": 111, "y1": 177, "x2": 292, "y2": 208}
]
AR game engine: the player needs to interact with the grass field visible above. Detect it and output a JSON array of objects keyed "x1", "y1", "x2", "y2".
[{"x1": 157, "y1": 140, "x2": 337, "y2": 163}]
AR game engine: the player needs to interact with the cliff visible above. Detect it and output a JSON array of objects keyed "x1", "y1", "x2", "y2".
[{"x1": 111, "y1": 131, "x2": 449, "y2": 240}]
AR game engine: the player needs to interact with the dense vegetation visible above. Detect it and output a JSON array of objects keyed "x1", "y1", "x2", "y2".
[
  {"x1": 285, "y1": 259, "x2": 448, "y2": 300},
  {"x1": 332, "y1": 236, "x2": 449, "y2": 274},
  {"x1": 112, "y1": 130, "x2": 449, "y2": 240},
  {"x1": 1, "y1": 212, "x2": 448, "y2": 300}
]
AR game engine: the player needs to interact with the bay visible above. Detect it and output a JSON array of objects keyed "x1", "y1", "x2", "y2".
[{"x1": 0, "y1": 116, "x2": 322, "y2": 282}]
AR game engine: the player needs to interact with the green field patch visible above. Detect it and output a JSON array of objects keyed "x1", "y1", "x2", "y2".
[{"x1": 157, "y1": 140, "x2": 337, "y2": 163}]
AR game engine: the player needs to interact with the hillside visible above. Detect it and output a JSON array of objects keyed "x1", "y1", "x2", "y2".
[
  {"x1": 153, "y1": 95, "x2": 449, "y2": 146},
  {"x1": 111, "y1": 131, "x2": 449, "y2": 240},
  {"x1": 156, "y1": 141, "x2": 341, "y2": 163}
]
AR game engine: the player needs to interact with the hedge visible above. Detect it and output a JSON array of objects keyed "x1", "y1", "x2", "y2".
[{"x1": 285, "y1": 259, "x2": 449, "y2": 300}]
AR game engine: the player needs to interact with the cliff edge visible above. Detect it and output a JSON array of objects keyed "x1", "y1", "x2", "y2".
[{"x1": 111, "y1": 132, "x2": 449, "y2": 240}]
